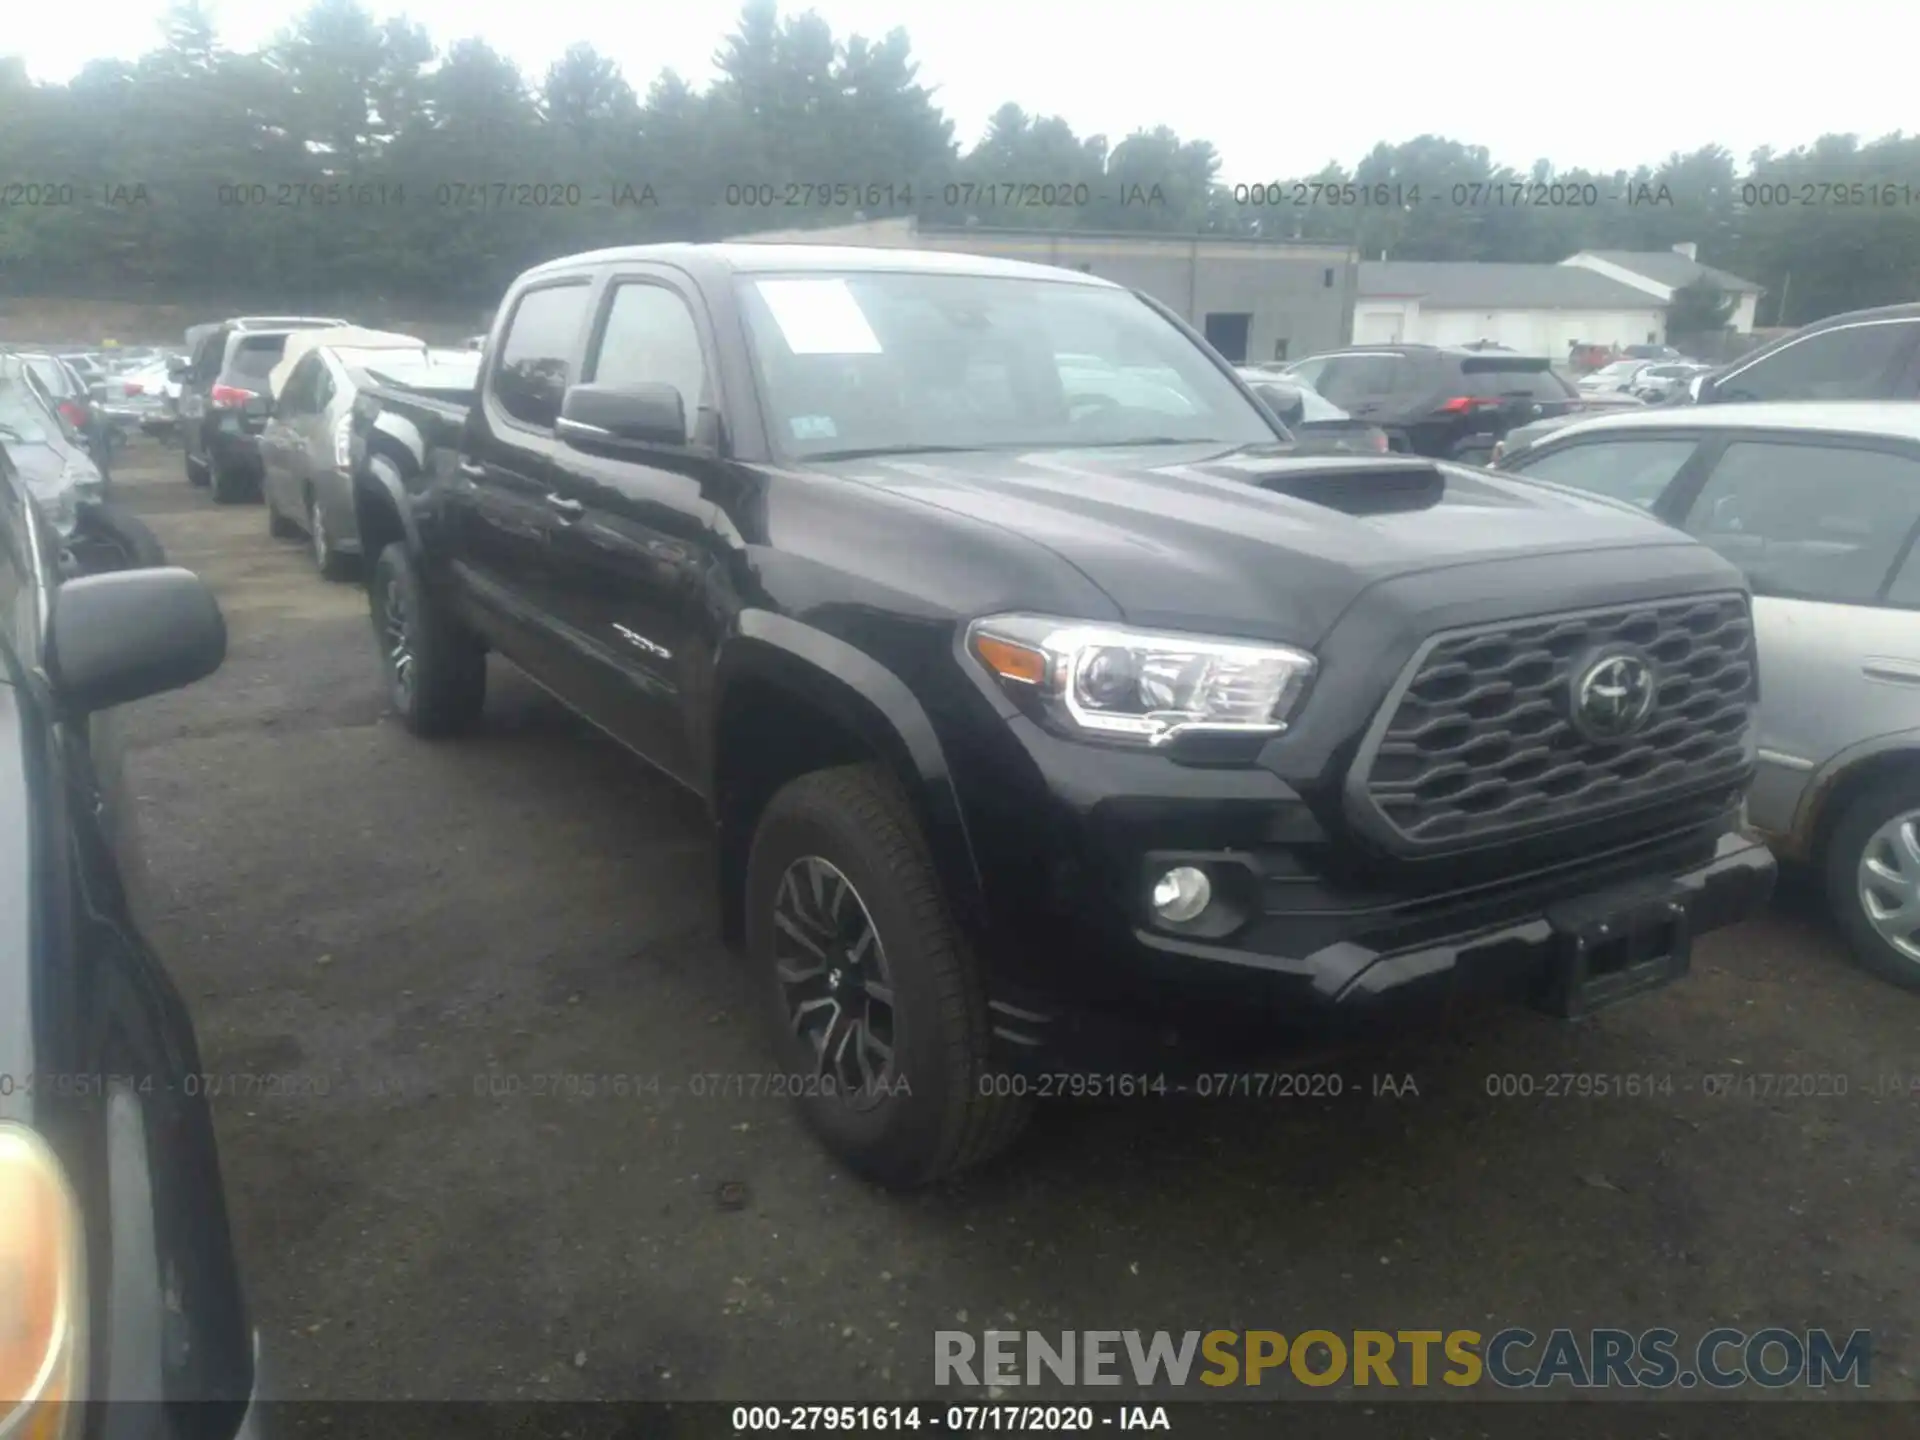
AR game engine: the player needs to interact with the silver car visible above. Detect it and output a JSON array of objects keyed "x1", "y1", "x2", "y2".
[
  {"x1": 1492, "y1": 401, "x2": 1920, "y2": 989},
  {"x1": 261, "y1": 343, "x2": 480, "y2": 578}
]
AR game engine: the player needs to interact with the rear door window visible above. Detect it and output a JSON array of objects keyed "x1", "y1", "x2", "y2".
[
  {"x1": 1509, "y1": 437, "x2": 1701, "y2": 511},
  {"x1": 1680, "y1": 439, "x2": 1920, "y2": 602},
  {"x1": 491, "y1": 282, "x2": 592, "y2": 429}
]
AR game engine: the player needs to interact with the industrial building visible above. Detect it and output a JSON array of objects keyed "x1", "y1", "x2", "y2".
[{"x1": 730, "y1": 216, "x2": 1359, "y2": 364}]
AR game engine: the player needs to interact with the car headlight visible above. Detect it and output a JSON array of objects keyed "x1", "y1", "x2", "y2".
[
  {"x1": 966, "y1": 613, "x2": 1316, "y2": 747},
  {"x1": 0, "y1": 1124, "x2": 88, "y2": 1434}
]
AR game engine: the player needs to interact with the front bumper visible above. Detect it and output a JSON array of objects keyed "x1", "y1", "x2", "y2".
[
  {"x1": 1141, "y1": 828, "x2": 1771, "y2": 1020},
  {"x1": 988, "y1": 826, "x2": 1773, "y2": 1064}
]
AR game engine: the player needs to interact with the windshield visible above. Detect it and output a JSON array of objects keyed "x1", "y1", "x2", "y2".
[
  {"x1": 0, "y1": 375, "x2": 60, "y2": 444},
  {"x1": 734, "y1": 271, "x2": 1278, "y2": 458},
  {"x1": 21, "y1": 355, "x2": 79, "y2": 398}
]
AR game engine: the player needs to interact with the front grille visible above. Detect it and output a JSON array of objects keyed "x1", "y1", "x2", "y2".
[{"x1": 1351, "y1": 593, "x2": 1756, "y2": 851}]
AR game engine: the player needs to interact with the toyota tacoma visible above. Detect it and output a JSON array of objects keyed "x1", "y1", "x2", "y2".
[{"x1": 346, "y1": 243, "x2": 1775, "y2": 1186}]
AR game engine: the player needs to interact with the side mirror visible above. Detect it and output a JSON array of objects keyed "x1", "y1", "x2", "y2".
[
  {"x1": 1253, "y1": 383, "x2": 1307, "y2": 430},
  {"x1": 47, "y1": 568, "x2": 226, "y2": 715},
  {"x1": 556, "y1": 382, "x2": 687, "y2": 449},
  {"x1": 1688, "y1": 373, "x2": 1715, "y2": 404}
]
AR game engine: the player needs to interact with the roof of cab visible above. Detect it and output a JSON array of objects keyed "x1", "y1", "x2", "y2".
[
  {"x1": 1517, "y1": 401, "x2": 1920, "y2": 447},
  {"x1": 520, "y1": 242, "x2": 1120, "y2": 287}
]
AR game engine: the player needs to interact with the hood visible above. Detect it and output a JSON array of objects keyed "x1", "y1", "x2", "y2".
[{"x1": 817, "y1": 444, "x2": 1705, "y2": 646}]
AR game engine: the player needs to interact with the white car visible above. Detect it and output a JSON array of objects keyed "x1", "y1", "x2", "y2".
[{"x1": 1495, "y1": 400, "x2": 1920, "y2": 990}]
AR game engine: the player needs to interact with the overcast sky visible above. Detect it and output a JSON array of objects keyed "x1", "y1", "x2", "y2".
[{"x1": 8, "y1": 0, "x2": 1905, "y2": 183}]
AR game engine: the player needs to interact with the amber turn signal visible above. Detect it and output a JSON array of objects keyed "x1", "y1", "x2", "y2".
[{"x1": 971, "y1": 633, "x2": 1048, "y2": 686}]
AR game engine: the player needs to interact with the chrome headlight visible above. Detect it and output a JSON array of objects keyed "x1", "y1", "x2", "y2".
[{"x1": 966, "y1": 613, "x2": 1317, "y2": 747}]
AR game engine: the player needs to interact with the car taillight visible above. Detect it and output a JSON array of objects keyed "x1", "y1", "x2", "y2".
[
  {"x1": 123, "y1": 381, "x2": 144, "y2": 396},
  {"x1": 1371, "y1": 430, "x2": 1389, "y2": 453},
  {"x1": 210, "y1": 384, "x2": 255, "y2": 409},
  {"x1": 1436, "y1": 396, "x2": 1497, "y2": 414},
  {"x1": 56, "y1": 400, "x2": 87, "y2": 427}
]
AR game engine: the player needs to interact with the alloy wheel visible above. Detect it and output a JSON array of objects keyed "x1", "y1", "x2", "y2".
[
  {"x1": 1856, "y1": 810, "x2": 1920, "y2": 966},
  {"x1": 383, "y1": 576, "x2": 415, "y2": 706},
  {"x1": 772, "y1": 855, "x2": 898, "y2": 1108}
]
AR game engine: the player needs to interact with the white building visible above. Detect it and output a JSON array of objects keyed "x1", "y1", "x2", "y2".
[
  {"x1": 1560, "y1": 244, "x2": 1764, "y2": 334},
  {"x1": 1352, "y1": 261, "x2": 1672, "y2": 353}
]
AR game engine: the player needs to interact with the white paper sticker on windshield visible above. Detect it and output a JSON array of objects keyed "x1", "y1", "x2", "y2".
[{"x1": 754, "y1": 279, "x2": 883, "y2": 355}]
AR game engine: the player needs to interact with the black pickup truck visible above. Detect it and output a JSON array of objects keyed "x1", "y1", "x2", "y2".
[{"x1": 347, "y1": 243, "x2": 1776, "y2": 1186}]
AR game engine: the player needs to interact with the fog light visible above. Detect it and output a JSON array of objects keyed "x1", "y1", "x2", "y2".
[{"x1": 1151, "y1": 866, "x2": 1212, "y2": 924}]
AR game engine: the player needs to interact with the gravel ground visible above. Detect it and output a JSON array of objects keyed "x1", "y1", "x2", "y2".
[{"x1": 97, "y1": 444, "x2": 1920, "y2": 1425}]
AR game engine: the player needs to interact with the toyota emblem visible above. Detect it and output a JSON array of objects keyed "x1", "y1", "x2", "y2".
[{"x1": 1571, "y1": 651, "x2": 1655, "y2": 743}]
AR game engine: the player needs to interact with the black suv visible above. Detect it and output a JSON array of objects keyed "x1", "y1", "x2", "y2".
[
  {"x1": 1, "y1": 452, "x2": 261, "y2": 1428},
  {"x1": 1286, "y1": 344, "x2": 1580, "y2": 462},
  {"x1": 347, "y1": 245, "x2": 1775, "y2": 1186},
  {"x1": 1689, "y1": 302, "x2": 1920, "y2": 406},
  {"x1": 174, "y1": 316, "x2": 349, "y2": 502}
]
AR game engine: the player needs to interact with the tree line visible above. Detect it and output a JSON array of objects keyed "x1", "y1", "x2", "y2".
[{"x1": 3, "y1": 0, "x2": 1919, "y2": 325}]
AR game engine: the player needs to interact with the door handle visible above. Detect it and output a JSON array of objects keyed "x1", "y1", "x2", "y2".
[
  {"x1": 457, "y1": 460, "x2": 486, "y2": 480},
  {"x1": 545, "y1": 493, "x2": 584, "y2": 520}
]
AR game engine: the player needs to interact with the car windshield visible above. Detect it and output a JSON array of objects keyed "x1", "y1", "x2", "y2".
[
  {"x1": 21, "y1": 355, "x2": 79, "y2": 398},
  {"x1": 0, "y1": 375, "x2": 60, "y2": 444},
  {"x1": 733, "y1": 271, "x2": 1278, "y2": 458}
]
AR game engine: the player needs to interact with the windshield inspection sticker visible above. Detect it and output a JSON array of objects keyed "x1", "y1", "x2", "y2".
[
  {"x1": 755, "y1": 279, "x2": 883, "y2": 355},
  {"x1": 790, "y1": 415, "x2": 838, "y2": 440}
]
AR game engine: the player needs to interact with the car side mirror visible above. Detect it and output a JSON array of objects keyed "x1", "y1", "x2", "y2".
[
  {"x1": 1688, "y1": 373, "x2": 1714, "y2": 404},
  {"x1": 46, "y1": 568, "x2": 227, "y2": 715},
  {"x1": 556, "y1": 382, "x2": 687, "y2": 449},
  {"x1": 1253, "y1": 383, "x2": 1306, "y2": 430}
]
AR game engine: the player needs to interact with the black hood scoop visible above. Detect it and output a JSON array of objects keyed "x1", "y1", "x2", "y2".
[{"x1": 1197, "y1": 454, "x2": 1449, "y2": 516}]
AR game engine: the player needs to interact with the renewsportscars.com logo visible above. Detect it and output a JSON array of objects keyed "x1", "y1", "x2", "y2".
[{"x1": 934, "y1": 1328, "x2": 1873, "y2": 1390}]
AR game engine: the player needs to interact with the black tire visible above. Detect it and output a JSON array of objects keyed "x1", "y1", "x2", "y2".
[
  {"x1": 210, "y1": 458, "x2": 253, "y2": 505},
  {"x1": 266, "y1": 495, "x2": 299, "y2": 539},
  {"x1": 68, "y1": 503, "x2": 167, "y2": 574},
  {"x1": 309, "y1": 493, "x2": 355, "y2": 581},
  {"x1": 744, "y1": 763, "x2": 1029, "y2": 1187},
  {"x1": 185, "y1": 446, "x2": 209, "y2": 487},
  {"x1": 1824, "y1": 780, "x2": 1920, "y2": 991},
  {"x1": 369, "y1": 542, "x2": 485, "y2": 736}
]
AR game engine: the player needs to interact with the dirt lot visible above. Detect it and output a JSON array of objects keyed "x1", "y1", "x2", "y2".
[{"x1": 97, "y1": 443, "x2": 1920, "y2": 1418}]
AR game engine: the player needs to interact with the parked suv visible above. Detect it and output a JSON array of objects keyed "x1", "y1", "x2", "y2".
[
  {"x1": 174, "y1": 317, "x2": 349, "y2": 502},
  {"x1": 1689, "y1": 302, "x2": 1920, "y2": 406},
  {"x1": 347, "y1": 245, "x2": 1774, "y2": 1185},
  {"x1": 1284, "y1": 344, "x2": 1580, "y2": 462}
]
